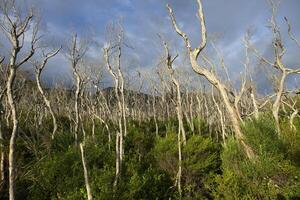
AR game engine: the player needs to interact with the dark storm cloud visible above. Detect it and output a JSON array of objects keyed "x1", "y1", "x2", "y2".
[{"x1": 2, "y1": 0, "x2": 300, "y2": 93}]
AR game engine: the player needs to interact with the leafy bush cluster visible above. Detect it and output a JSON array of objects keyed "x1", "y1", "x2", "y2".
[
  {"x1": 1, "y1": 115, "x2": 300, "y2": 199},
  {"x1": 213, "y1": 115, "x2": 300, "y2": 200}
]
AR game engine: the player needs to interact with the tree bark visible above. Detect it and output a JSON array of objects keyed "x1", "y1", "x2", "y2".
[
  {"x1": 167, "y1": 0, "x2": 255, "y2": 159},
  {"x1": 7, "y1": 66, "x2": 18, "y2": 200},
  {"x1": 80, "y1": 143, "x2": 93, "y2": 200},
  {"x1": 0, "y1": 94, "x2": 5, "y2": 193},
  {"x1": 35, "y1": 49, "x2": 60, "y2": 139}
]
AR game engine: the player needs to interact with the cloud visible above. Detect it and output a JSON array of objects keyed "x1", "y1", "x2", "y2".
[{"x1": 0, "y1": 0, "x2": 299, "y2": 93}]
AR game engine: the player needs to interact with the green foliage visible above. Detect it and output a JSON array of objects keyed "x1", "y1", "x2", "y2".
[
  {"x1": 281, "y1": 117, "x2": 300, "y2": 166},
  {"x1": 193, "y1": 117, "x2": 210, "y2": 135},
  {"x1": 182, "y1": 135, "x2": 221, "y2": 199},
  {"x1": 26, "y1": 145, "x2": 84, "y2": 199},
  {"x1": 153, "y1": 133, "x2": 178, "y2": 178},
  {"x1": 123, "y1": 166, "x2": 173, "y2": 200},
  {"x1": 9, "y1": 113, "x2": 300, "y2": 200},
  {"x1": 153, "y1": 133, "x2": 221, "y2": 199},
  {"x1": 121, "y1": 121, "x2": 173, "y2": 200},
  {"x1": 16, "y1": 119, "x2": 175, "y2": 200},
  {"x1": 212, "y1": 116, "x2": 300, "y2": 200}
]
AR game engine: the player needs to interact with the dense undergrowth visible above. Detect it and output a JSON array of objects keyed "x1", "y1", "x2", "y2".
[{"x1": 1, "y1": 114, "x2": 300, "y2": 200}]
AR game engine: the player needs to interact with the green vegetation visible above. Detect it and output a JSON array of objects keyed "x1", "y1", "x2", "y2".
[{"x1": 1, "y1": 114, "x2": 300, "y2": 200}]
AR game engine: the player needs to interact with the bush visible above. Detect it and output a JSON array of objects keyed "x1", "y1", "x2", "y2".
[
  {"x1": 153, "y1": 133, "x2": 221, "y2": 199},
  {"x1": 212, "y1": 116, "x2": 300, "y2": 199}
]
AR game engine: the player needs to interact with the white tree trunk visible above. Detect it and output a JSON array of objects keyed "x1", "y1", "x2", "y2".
[
  {"x1": 290, "y1": 109, "x2": 298, "y2": 131},
  {"x1": 272, "y1": 71, "x2": 286, "y2": 135},
  {"x1": 35, "y1": 71, "x2": 58, "y2": 139},
  {"x1": 167, "y1": 1, "x2": 255, "y2": 159},
  {"x1": 74, "y1": 73, "x2": 81, "y2": 144},
  {"x1": 7, "y1": 66, "x2": 18, "y2": 200},
  {"x1": 0, "y1": 118, "x2": 4, "y2": 187},
  {"x1": 80, "y1": 143, "x2": 93, "y2": 200}
]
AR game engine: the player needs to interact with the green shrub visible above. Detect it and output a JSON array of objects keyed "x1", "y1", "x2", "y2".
[
  {"x1": 213, "y1": 116, "x2": 300, "y2": 200},
  {"x1": 153, "y1": 133, "x2": 221, "y2": 199}
]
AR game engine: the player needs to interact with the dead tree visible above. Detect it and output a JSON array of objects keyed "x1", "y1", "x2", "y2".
[
  {"x1": 149, "y1": 79, "x2": 159, "y2": 137},
  {"x1": 162, "y1": 40, "x2": 186, "y2": 196},
  {"x1": 156, "y1": 66, "x2": 172, "y2": 122},
  {"x1": 281, "y1": 97, "x2": 299, "y2": 131},
  {"x1": 34, "y1": 48, "x2": 61, "y2": 139},
  {"x1": 166, "y1": 0, "x2": 255, "y2": 159},
  {"x1": 212, "y1": 88, "x2": 227, "y2": 144},
  {"x1": 0, "y1": 57, "x2": 5, "y2": 189},
  {"x1": 117, "y1": 46, "x2": 127, "y2": 137},
  {"x1": 80, "y1": 142, "x2": 93, "y2": 200},
  {"x1": 248, "y1": 1, "x2": 300, "y2": 135},
  {"x1": 103, "y1": 41, "x2": 124, "y2": 186},
  {"x1": 183, "y1": 88, "x2": 195, "y2": 133},
  {"x1": 67, "y1": 33, "x2": 88, "y2": 144},
  {"x1": 0, "y1": 77, "x2": 6, "y2": 191},
  {"x1": 0, "y1": 1, "x2": 40, "y2": 198}
]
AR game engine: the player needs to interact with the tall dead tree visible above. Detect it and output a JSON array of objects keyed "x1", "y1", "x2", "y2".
[
  {"x1": 68, "y1": 33, "x2": 88, "y2": 144},
  {"x1": 248, "y1": 1, "x2": 300, "y2": 135},
  {"x1": 103, "y1": 22, "x2": 128, "y2": 186},
  {"x1": 0, "y1": 57, "x2": 5, "y2": 189},
  {"x1": 149, "y1": 79, "x2": 159, "y2": 137},
  {"x1": 117, "y1": 45, "x2": 127, "y2": 137},
  {"x1": 34, "y1": 48, "x2": 61, "y2": 139},
  {"x1": 183, "y1": 88, "x2": 195, "y2": 133},
  {"x1": 281, "y1": 98, "x2": 299, "y2": 131},
  {"x1": 167, "y1": 0, "x2": 255, "y2": 159},
  {"x1": 156, "y1": 66, "x2": 171, "y2": 122},
  {"x1": 211, "y1": 88, "x2": 227, "y2": 144},
  {"x1": 103, "y1": 42, "x2": 124, "y2": 186},
  {"x1": 0, "y1": 1, "x2": 39, "y2": 199},
  {"x1": 162, "y1": 40, "x2": 186, "y2": 196},
  {"x1": 80, "y1": 142, "x2": 93, "y2": 200}
]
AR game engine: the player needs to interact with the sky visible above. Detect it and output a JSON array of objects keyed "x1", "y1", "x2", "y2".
[{"x1": 1, "y1": 0, "x2": 300, "y2": 93}]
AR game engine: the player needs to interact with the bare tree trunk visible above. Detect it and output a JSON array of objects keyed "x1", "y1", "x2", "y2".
[
  {"x1": 218, "y1": 84, "x2": 253, "y2": 157},
  {"x1": 162, "y1": 40, "x2": 185, "y2": 196},
  {"x1": 234, "y1": 77, "x2": 246, "y2": 123},
  {"x1": 5, "y1": 99, "x2": 11, "y2": 128},
  {"x1": 0, "y1": 122, "x2": 4, "y2": 187},
  {"x1": 0, "y1": 125, "x2": 4, "y2": 194},
  {"x1": 117, "y1": 61, "x2": 127, "y2": 137},
  {"x1": 116, "y1": 48, "x2": 126, "y2": 174},
  {"x1": 290, "y1": 109, "x2": 298, "y2": 131},
  {"x1": 104, "y1": 43, "x2": 124, "y2": 186},
  {"x1": 7, "y1": 66, "x2": 18, "y2": 200},
  {"x1": 176, "y1": 127, "x2": 182, "y2": 198},
  {"x1": 183, "y1": 92, "x2": 193, "y2": 134},
  {"x1": 80, "y1": 115, "x2": 86, "y2": 141},
  {"x1": 152, "y1": 95, "x2": 159, "y2": 137},
  {"x1": 250, "y1": 89, "x2": 259, "y2": 119},
  {"x1": 281, "y1": 100, "x2": 299, "y2": 131},
  {"x1": 80, "y1": 143, "x2": 93, "y2": 200},
  {"x1": 167, "y1": 0, "x2": 255, "y2": 159},
  {"x1": 212, "y1": 88, "x2": 226, "y2": 145},
  {"x1": 35, "y1": 48, "x2": 60, "y2": 139},
  {"x1": 272, "y1": 71, "x2": 286, "y2": 135},
  {"x1": 114, "y1": 131, "x2": 120, "y2": 186},
  {"x1": 74, "y1": 73, "x2": 81, "y2": 144},
  {"x1": 92, "y1": 116, "x2": 95, "y2": 139},
  {"x1": 203, "y1": 94, "x2": 210, "y2": 133},
  {"x1": 189, "y1": 94, "x2": 195, "y2": 133},
  {"x1": 0, "y1": 90, "x2": 5, "y2": 189},
  {"x1": 68, "y1": 34, "x2": 87, "y2": 144}
]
